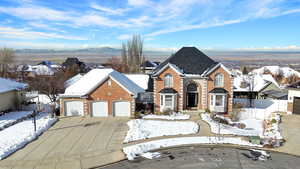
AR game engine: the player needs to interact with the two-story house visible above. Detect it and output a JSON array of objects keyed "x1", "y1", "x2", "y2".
[{"x1": 152, "y1": 47, "x2": 233, "y2": 113}]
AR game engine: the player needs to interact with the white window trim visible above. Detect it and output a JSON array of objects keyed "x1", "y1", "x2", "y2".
[
  {"x1": 164, "y1": 74, "x2": 173, "y2": 88},
  {"x1": 210, "y1": 93, "x2": 227, "y2": 107},
  {"x1": 214, "y1": 73, "x2": 224, "y2": 87},
  {"x1": 160, "y1": 93, "x2": 177, "y2": 112}
]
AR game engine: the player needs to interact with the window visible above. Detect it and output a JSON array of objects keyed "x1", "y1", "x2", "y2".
[
  {"x1": 165, "y1": 95, "x2": 173, "y2": 107},
  {"x1": 164, "y1": 74, "x2": 173, "y2": 88},
  {"x1": 108, "y1": 79, "x2": 112, "y2": 86},
  {"x1": 215, "y1": 95, "x2": 224, "y2": 106},
  {"x1": 214, "y1": 73, "x2": 224, "y2": 87},
  {"x1": 161, "y1": 95, "x2": 164, "y2": 105}
]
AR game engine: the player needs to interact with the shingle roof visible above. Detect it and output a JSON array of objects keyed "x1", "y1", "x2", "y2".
[{"x1": 153, "y1": 47, "x2": 217, "y2": 75}]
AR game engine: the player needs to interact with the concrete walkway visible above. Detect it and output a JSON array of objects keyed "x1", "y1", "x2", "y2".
[{"x1": 0, "y1": 116, "x2": 129, "y2": 169}]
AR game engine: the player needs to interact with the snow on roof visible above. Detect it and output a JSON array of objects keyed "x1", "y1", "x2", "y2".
[
  {"x1": 63, "y1": 68, "x2": 144, "y2": 97},
  {"x1": 233, "y1": 74, "x2": 279, "y2": 92},
  {"x1": 252, "y1": 66, "x2": 300, "y2": 78},
  {"x1": 64, "y1": 74, "x2": 83, "y2": 88},
  {"x1": 0, "y1": 78, "x2": 27, "y2": 93},
  {"x1": 125, "y1": 74, "x2": 149, "y2": 90}
]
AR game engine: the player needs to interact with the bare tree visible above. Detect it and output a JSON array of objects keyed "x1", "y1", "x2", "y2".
[
  {"x1": 25, "y1": 70, "x2": 68, "y2": 103},
  {"x1": 121, "y1": 35, "x2": 144, "y2": 73},
  {"x1": 0, "y1": 48, "x2": 15, "y2": 77}
]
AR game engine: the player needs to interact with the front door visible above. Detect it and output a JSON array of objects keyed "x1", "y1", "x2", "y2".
[{"x1": 187, "y1": 93, "x2": 198, "y2": 108}]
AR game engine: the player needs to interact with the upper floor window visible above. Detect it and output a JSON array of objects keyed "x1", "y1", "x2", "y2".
[
  {"x1": 164, "y1": 74, "x2": 173, "y2": 88},
  {"x1": 214, "y1": 73, "x2": 224, "y2": 87}
]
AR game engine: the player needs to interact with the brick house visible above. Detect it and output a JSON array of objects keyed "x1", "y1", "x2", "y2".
[
  {"x1": 152, "y1": 47, "x2": 233, "y2": 113},
  {"x1": 59, "y1": 68, "x2": 144, "y2": 117}
]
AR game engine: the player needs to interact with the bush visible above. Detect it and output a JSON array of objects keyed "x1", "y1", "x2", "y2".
[
  {"x1": 162, "y1": 108, "x2": 172, "y2": 115},
  {"x1": 133, "y1": 111, "x2": 142, "y2": 119},
  {"x1": 271, "y1": 119, "x2": 277, "y2": 124}
]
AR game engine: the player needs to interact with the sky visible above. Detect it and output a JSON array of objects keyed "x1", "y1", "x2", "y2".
[{"x1": 0, "y1": 0, "x2": 300, "y2": 50}]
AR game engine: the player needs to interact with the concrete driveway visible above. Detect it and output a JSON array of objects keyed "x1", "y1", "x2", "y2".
[
  {"x1": 0, "y1": 116, "x2": 129, "y2": 169},
  {"x1": 275, "y1": 114, "x2": 300, "y2": 156}
]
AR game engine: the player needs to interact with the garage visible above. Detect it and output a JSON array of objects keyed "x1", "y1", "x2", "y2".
[
  {"x1": 92, "y1": 101, "x2": 108, "y2": 117},
  {"x1": 65, "y1": 101, "x2": 84, "y2": 116},
  {"x1": 293, "y1": 97, "x2": 300, "y2": 114},
  {"x1": 113, "y1": 101, "x2": 131, "y2": 117}
]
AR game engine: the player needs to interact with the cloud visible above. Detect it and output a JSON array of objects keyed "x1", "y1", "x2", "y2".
[
  {"x1": 28, "y1": 22, "x2": 65, "y2": 32},
  {"x1": 146, "y1": 19, "x2": 244, "y2": 37},
  {"x1": 90, "y1": 3, "x2": 129, "y2": 15},
  {"x1": 0, "y1": 5, "x2": 69, "y2": 21},
  {"x1": 236, "y1": 45, "x2": 300, "y2": 51},
  {"x1": 0, "y1": 26, "x2": 87, "y2": 40}
]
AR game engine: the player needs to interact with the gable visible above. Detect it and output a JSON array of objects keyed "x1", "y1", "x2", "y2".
[{"x1": 89, "y1": 77, "x2": 132, "y2": 100}]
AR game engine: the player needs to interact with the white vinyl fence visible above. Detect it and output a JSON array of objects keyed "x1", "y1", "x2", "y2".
[{"x1": 233, "y1": 99, "x2": 287, "y2": 120}]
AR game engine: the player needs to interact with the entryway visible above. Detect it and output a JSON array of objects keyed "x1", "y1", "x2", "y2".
[{"x1": 186, "y1": 83, "x2": 199, "y2": 108}]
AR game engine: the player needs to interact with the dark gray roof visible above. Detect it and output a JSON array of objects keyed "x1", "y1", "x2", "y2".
[
  {"x1": 153, "y1": 47, "x2": 217, "y2": 75},
  {"x1": 209, "y1": 88, "x2": 228, "y2": 94},
  {"x1": 159, "y1": 88, "x2": 178, "y2": 93}
]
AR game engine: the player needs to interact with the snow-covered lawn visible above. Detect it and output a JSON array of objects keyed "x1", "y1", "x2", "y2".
[
  {"x1": 0, "y1": 112, "x2": 57, "y2": 160},
  {"x1": 201, "y1": 113, "x2": 263, "y2": 137},
  {"x1": 142, "y1": 112, "x2": 190, "y2": 120},
  {"x1": 124, "y1": 119, "x2": 199, "y2": 143},
  {"x1": 123, "y1": 136, "x2": 262, "y2": 160},
  {"x1": 0, "y1": 111, "x2": 33, "y2": 129}
]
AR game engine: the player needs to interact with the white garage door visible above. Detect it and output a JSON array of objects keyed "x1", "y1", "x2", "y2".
[
  {"x1": 65, "y1": 101, "x2": 84, "y2": 116},
  {"x1": 113, "y1": 101, "x2": 131, "y2": 117},
  {"x1": 92, "y1": 101, "x2": 108, "y2": 117}
]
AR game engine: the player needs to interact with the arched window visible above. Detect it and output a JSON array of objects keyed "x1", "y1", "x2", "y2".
[
  {"x1": 214, "y1": 73, "x2": 224, "y2": 87},
  {"x1": 187, "y1": 83, "x2": 197, "y2": 92},
  {"x1": 164, "y1": 74, "x2": 173, "y2": 88}
]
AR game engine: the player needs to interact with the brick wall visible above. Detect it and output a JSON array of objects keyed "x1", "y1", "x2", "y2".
[
  {"x1": 207, "y1": 66, "x2": 233, "y2": 113},
  {"x1": 88, "y1": 77, "x2": 134, "y2": 116},
  {"x1": 154, "y1": 67, "x2": 182, "y2": 113}
]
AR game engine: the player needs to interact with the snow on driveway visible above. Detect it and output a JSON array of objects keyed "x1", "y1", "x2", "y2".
[
  {"x1": 123, "y1": 136, "x2": 262, "y2": 160},
  {"x1": 124, "y1": 119, "x2": 199, "y2": 143},
  {"x1": 142, "y1": 113, "x2": 190, "y2": 120},
  {"x1": 201, "y1": 113, "x2": 262, "y2": 136},
  {"x1": 0, "y1": 112, "x2": 57, "y2": 160},
  {"x1": 0, "y1": 111, "x2": 33, "y2": 129}
]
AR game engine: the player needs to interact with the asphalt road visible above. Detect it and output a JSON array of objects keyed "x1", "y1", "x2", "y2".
[{"x1": 98, "y1": 146, "x2": 300, "y2": 169}]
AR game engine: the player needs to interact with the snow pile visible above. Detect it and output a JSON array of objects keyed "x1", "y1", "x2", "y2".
[
  {"x1": 123, "y1": 136, "x2": 262, "y2": 160},
  {"x1": 201, "y1": 113, "x2": 262, "y2": 136},
  {"x1": 142, "y1": 112, "x2": 190, "y2": 120},
  {"x1": 0, "y1": 111, "x2": 33, "y2": 129},
  {"x1": 124, "y1": 119, "x2": 199, "y2": 143},
  {"x1": 140, "y1": 152, "x2": 161, "y2": 159},
  {"x1": 263, "y1": 114, "x2": 283, "y2": 139},
  {"x1": 0, "y1": 77, "x2": 27, "y2": 93},
  {"x1": 0, "y1": 112, "x2": 57, "y2": 160}
]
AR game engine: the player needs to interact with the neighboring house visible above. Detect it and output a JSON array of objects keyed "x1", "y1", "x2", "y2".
[
  {"x1": 140, "y1": 60, "x2": 160, "y2": 74},
  {"x1": 17, "y1": 64, "x2": 56, "y2": 77},
  {"x1": 233, "y1": 73, "x2": 285, "y2": 99},
  {"x1": 59, "y1": 68, "x2": 144, "y2": 117},
  {"x1": 0, "y1": 78, "x2": 27, "y2": 112},
  {"x1": 62, "y1": 57, "x2": 90, "y2": 73},
  {"x1": 287, "y1": 80, "x2": 300, "y2": 114},
  {"x1": 152, "y1": 47, "x2": 233, "y2": 113}
]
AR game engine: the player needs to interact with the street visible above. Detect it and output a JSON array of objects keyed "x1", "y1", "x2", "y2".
[{"x1": 100, "y1": 146, "x2": 300, "y2": 169}]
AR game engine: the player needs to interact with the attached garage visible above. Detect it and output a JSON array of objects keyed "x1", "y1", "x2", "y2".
[
  {"x1": 92, "y1": 101, "x2": 108, "y2": 117},
  {"x1": 293, "y1": 97, "x2": 300, "y2": 115},
  {"x1": 65, "y1": 101, "x2": 84, "y2": 116},
  {"x1": 113, "y1": 101, "x2": 131, "y2": 117}
]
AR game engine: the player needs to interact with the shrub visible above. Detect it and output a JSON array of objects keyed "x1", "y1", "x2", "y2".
[
  {"x1": 162, "y1": 108, "x2": 172, "y2": 115},
  {"x1": 271, "y1": 119, "x2": 277, "y2": 124}
]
